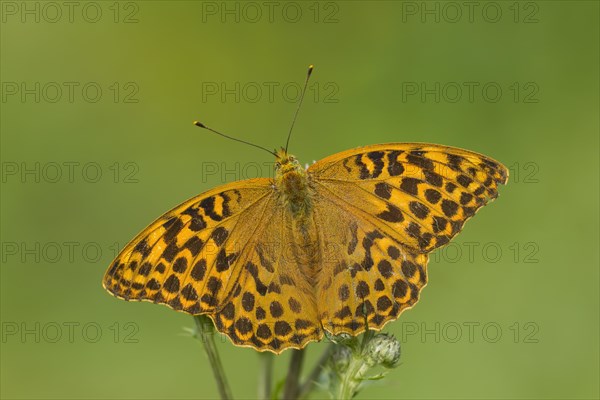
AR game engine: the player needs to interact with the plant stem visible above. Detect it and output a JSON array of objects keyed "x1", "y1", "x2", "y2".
[
  {"x1": 257, "y1": 352, "x2": 274, "y2": 400},
  {"x1": 336, "y1": 356, "x2": 364, "y2": 400},
  {"x1": 282, "y1": 349, "x2": 305, "y2": 399},
  {"x1": 298, "y1": 344, "x2": 334, "y2": 398},
  {"x1": 193, "y1": 315, "x2": 233, "y2": 400}
]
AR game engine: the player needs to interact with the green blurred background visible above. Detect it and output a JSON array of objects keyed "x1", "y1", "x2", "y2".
[{"x1": 1, "y1": 1, "x2": 598, "y2": 399}]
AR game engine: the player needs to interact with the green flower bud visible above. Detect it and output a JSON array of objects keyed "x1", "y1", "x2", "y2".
[
  {"x1": 330, "y1": 344, "x2": 353, "y2": 372},
  {"x1": 363, "y1": 333, "x2": 401, "y2": 368}
]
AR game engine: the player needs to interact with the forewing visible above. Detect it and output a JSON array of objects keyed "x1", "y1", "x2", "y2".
[
  {"x1": 309, "y1": 143, "x2": 507, "y2": 335},
  {"x1": 103, "y1": 179, "x2": 275, "y2": 314},
  {"x1": 308, "y1": 143, "x2": 508, "y2": 254}
]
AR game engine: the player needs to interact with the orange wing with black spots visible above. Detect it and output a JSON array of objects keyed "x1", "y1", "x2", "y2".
[
  {"x1": 103, "y1": 180, "x2": 275, "y2": 314},
  {"x1": 312, "y1": 196, "x2": 429, "y2": 336},
  {"x1": 103, "y1": 179, "x2": 323, "y2": 353},
  {"x1": 308, "y1": 143, "x2": 508, "y2": 336},
  {"x1": 212, "y1": 204, "x2": 323, "y2": 352}
]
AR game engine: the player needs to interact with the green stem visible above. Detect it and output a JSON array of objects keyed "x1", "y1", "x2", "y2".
[
  {"x1": 360, "y1": 327, "x2": 374, "y2": 352},
  {"x1": 257, "y1": 352, "x2": 274, "y2": 400},
  {"x1": 282, "y1": 349, "x2": 305, "y2": 399},
  {"x1": 193, "y1": 315, "x2": 233, "y2": 400},
  {"x1": 336, "y1": 357, "x2": 364, "y2": 400},
  {"x1": 298, "y1": 344, "x2": 334, "y2": 398}
]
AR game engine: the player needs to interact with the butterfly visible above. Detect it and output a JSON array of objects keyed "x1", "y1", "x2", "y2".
[
  {"x1": 103, "y1": 141, "x2": 508, "y2": 352},
  {"x1": 103, "y1": 67, "x2": 508, "y2": 354}
]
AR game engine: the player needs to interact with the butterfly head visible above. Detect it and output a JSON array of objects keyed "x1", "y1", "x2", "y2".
[{"x1": 275, "y1": 147, "x2": 303, "y2": 177}]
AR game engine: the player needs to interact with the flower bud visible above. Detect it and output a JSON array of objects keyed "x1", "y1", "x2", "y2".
[
  {"x1": 330, "y1": 344, "x2": 353, "y2": 372},
  {"x1": 363, "y1": 333, "x2": 401, "y2": 368}
]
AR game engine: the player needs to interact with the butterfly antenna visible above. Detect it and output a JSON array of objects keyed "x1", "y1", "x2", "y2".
[
  {"x1": 193, "y1": 121, "x2": 277, "y2": 157},
  {"x1": 284, "y1": 64, "x2": 314, "y2": 153}
]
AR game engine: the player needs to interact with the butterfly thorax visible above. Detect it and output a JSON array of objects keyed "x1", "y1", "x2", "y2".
[{"x1": 275, "y1": 149, "x2": 313, "y2": 219}]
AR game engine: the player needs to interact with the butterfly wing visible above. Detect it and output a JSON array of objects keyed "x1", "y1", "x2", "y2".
[
  {"x1": 103, "y1": 178, "x2": 322, "y2": 353},
  {"x1": 312, "y1": 195, "x2": 429, "y2": 335},
  {"x1": 103, "y1": 179, "x2": 275, "y2": 313},
  {"x1": 211, "y1": 204, "x2": 322, "y2": 352},
  {"x1": 308, "y1": 143, "x2": 508, "y2": 335}
]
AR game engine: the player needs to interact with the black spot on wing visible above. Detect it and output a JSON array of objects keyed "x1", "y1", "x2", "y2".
[
  {"x1": 374, "y1": 182, "x2": 392, "y2": 200},
  {"x1": 219, "y1": 193, "x2": 232, "y2": 218},
  {"x1": 138, "y1": 262, "x2": 152, "y2": 276},
  {"x1": 270, "y1": 301, "x2": 284, "y2": 318},
  {"x1": 164, "y1": 275, "x2": 180, "y2": 293},
  {"x1": 387, "y1": 150, "x2": 404, "y2": 176},
  {"x1": 181, "y1": 284, "x2": 198, "y2": 301},
  {"x1": 355, "y1": 154, "x2": 370, "y2": 180},
  {"x1": 447, "y1": 154, "x2": 464, "y2": 172},
  {"x1": 481, "y1": 158, "x2": 499, "y2": 170},
  {"x1": 256, "y1": 324, "x2": 272, "y2": 339},
  {"x1": 400, "y1": 178, "x2": 420, "y2": 196},
  {"x1": 441, "y1": 199, "x2": 459, "y2": 218},
  {"x1": 425, "y1": 189, "x2": 442, "y2": 204},
  {"x1": 347, "y1": 221, "x2": 358, "y2": 255},
  {"x1": 367, "y1": 151, "x2": 385, "y2": 178},
  {"x1": 338, "y1": 284, "x2": 350, "y2": 301},
  {"x1": 361, "y1": 230, "x2": 384, "y2": 271},
  {"x1": 235, "y1": 317, "x2": 253, "y2": 335},
  {"x1": 161, "y1": 242, "x2": 179, "y2": 263},
  {"x1": 274, "y1": 321, "x2": 292, "y2": 337},
  {"x1": 189, "y1": 216, "x2": 207, "y2": 231},
  {"x1": 356, "y1": 281, "x2": 370, "y2": 298},
  {"x1": 405, "y1": 222, "x2": 433, "y2": 250},
  {"x1": 423, "y1": 170, "x2": 443, "y2": 187},
  {"x1": 407, "y1": 152, "x2": 434, "y2": 170},
  {"x1": 173, "y1": 257, "x2": 188, "y2": 273},
  {"x1": 387, "y1": 245, "x2": 400, "y2": 260},
  {"x1": 377, "y1": 260, "x2": 393, "y2": 278},
  {"x1": 216, "y1": 249, "x2": 233, "y2": 272},
  {"x1": 460, "y1": 192, "x2": 474, "y2": 205},
  {"x1": 181, "y1": 205, "x2": 207, "y2": 232},
  {"x1": 164, "y1": 218, "x2": 184, "y2": 243},
  {"x1": 183, "y1": 236, "x2": 203, "y2": 257},
  {"x1": 133, "y1": 239, "x2": 152, "y2": 258},
  {"x1": 246, "y1": 261, "x2": 268, "y2": 296},
  {"x1": 432, "y1": 216, "x2": 448, "y2": 233},
  {"x1": 211, "y1": 227, "x2": 229, "y2": 246},
  {"x1": 191, "y1": 259, "x2": 206, "y2": 281},
  {"x1": 256, "y1": 246, "x2": 274, "y2": 273},
  {"x1": 457, "y1": 174, "x2": 473, "y2": 188},
  {"x1": 378, "y1": 204, "x2": 404, "y2": 222},
  {"x1": 146, "y1": 279, "x2": 160, "y2": 290},
  {"x1": 409, "y1": 201, "x2": 429, "y2": 219},
  {"x1": 200, "y1": 196, "x2": 225, "y2": 222}
]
